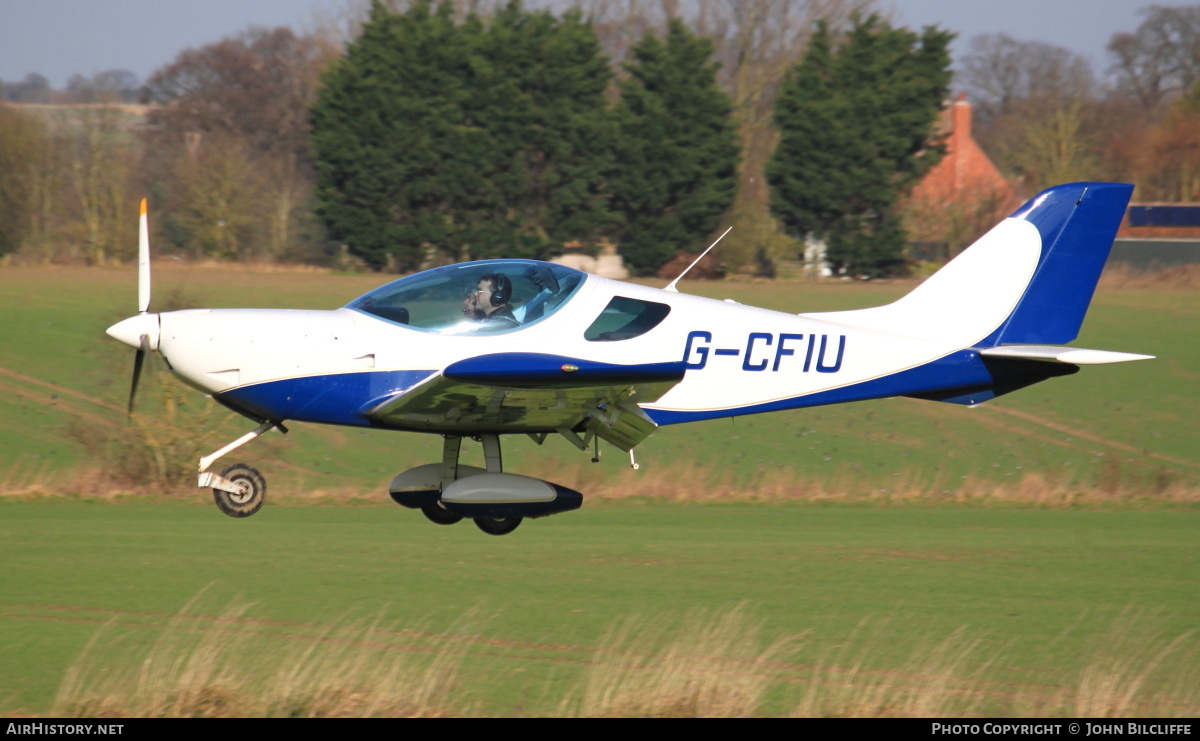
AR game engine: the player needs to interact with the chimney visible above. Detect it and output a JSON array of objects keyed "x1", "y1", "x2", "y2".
[{"x1": 953, "y1": 93, "x2": 971, "y2": 142}]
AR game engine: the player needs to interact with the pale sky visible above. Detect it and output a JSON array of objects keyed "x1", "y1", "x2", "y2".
[{"x1": 0, "y1": 0, "x2": 1153, "y2": 88}]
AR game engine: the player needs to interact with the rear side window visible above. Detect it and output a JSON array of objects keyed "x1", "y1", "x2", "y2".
[{"x1": 584, "y1": 296, "x2": 671, "y2": 341}]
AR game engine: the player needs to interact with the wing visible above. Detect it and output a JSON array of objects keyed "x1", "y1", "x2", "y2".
[{"x1": 365, "y1": 353, "x2": 687, "y2": 450}]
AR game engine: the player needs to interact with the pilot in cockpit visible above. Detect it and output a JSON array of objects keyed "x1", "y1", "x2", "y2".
[{"x1": 462, "y1": 273, "x2": 520, "y2": 329}]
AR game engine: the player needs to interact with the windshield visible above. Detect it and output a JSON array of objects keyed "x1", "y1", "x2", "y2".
[{"x1": 346, "y1": 260, "x2": 587, "y2": 335}]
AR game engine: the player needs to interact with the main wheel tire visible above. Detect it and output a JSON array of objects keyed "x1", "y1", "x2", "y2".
[
  {"x1": 474, "y1": 516, "x2": 522, "y2": 536},
  {"x1": 420, "y1": 502, "x2": 463, "y2": 525},
  {"x1": 213, "y1": 463, "x2": 266, "y2": 518}
]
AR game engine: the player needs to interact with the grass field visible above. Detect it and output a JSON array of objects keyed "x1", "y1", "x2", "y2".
[
  {"x1": 1, "y1": 501, "x2": 1197, "y2": 716},
  {"x1": 0, "y1": 265, "x2": 1197, "y2": 716}
]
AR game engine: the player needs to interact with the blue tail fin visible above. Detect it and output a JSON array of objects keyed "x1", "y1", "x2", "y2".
[{"x1": 978, "y1": 182, "x2": 1133, "y2": 347}]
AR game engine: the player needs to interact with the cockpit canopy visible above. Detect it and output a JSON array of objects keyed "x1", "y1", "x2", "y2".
[{"x1": 346, "y1": 260, "x2": 587, "y2": 335}]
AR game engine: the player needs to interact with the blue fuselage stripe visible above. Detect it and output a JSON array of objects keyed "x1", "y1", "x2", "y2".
[
  {"x1": 215, "y1": 354, "x2": 1069, "y2": 431},
  {"x1": 645, "y1": 351, "x2": 1064, "y2": 425},
  {"x1": 216, "y1": 370, "x2": 436, "y2": 426}
]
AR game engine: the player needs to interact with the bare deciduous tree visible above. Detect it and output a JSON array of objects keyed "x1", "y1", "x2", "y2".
[
  {"x1": 68, "y1": 104, "x2": 137, "y2": 265},
  {"x1": 960, "y1": 33, "x2": 1097, "y2": 122},
  {"x1": 146, "y1": 26, "x2": 335, "y2": 163},
  {"x1": 1008, "y1": 97, "x2": 1100, "y2": 191},
  {"x1": 1134, "y1": 89, "x2": 1200, "y2": 201},
  {"x1": 0, "y1": 104, "x2": 44, "y2": 257},
  {"x1": 66, "y1": 70, "x2": 141, "y2": 104},
  {"x1": 0, "y1": 73, "x2": 51, "y2": 103},
  {"x1": 146, "y1": 26, "x2": 338, "y2": 259},
  {"x1": 173, "y1": 135, "x2": 265, "y2": 259},
  {"x1": 1108, "y1": 4, "x2": 1200, "y2": 111},
  {"x1": 956, "y1": 33, "x2": 1110, "y2": 195}
]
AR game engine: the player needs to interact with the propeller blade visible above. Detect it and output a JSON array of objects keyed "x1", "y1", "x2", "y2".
[
  {"x1": 138, "y1": 198, "x2": 151, "y2": 313},
  {"x1": 127, "y1": 334, "x2": 150, "y2": 417}
]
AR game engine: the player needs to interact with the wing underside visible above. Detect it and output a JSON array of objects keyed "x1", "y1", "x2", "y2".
[{"x1": 365, "y1": 354, "x2": 687, "y2": 451}]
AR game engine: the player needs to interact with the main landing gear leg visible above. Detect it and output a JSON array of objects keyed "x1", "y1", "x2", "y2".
[
  {"x1": 420, "y1": 435, "x2": 464, "y2": 525},
  {"x1": 472, "y1": 433, "x2": 522, "y2": 536},
  {"x1": 197, "y1": 421, "x2": 277, "y2": 518},
  {"x1": 440, "y1": 434, "x2": 463, "y2": 490},
  {"x1": 480, "y1": 433, "x2": 502, "y2": 473}
]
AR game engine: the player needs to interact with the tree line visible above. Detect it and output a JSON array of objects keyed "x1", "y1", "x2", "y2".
[
  {"x1": 2, "y1": 1, "x2": 1199, "y2": 278},
  {"x1": 313, "y1": 1, "x2": 748, "y2": 273},
  {"x1": 959, "y1": 4, "x2": 1200, "y2": 207}
]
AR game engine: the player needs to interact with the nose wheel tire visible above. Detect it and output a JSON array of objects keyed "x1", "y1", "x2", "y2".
[
  {"x1": 420, "y1": 502, "x2": 464, "y2": 525},
  {"x1": 212, "y1": 463, "x2": 266, "y2": 518},
  {"x1": 474, "y1": 516, "x2": 522, "y2": 536}
]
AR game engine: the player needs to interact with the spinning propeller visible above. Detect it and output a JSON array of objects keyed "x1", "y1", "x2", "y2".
[{"x1": 106, "y1": 198, "x2": 161, "y2": 416}]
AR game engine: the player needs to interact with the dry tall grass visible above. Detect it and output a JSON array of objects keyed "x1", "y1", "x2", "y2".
[
  {"x1": 561, "y1": 605, "x2": 800, "y2": 717},
  {"x1": 790, "y1": 615, "x2": 1199, "y2": 718},
  {"x1": 1066, "y1": 611, "x2": 1199, "y2": 718},
  {"x1": 49, "y1": 597, "x2": 1199, "y2": 718},
  {"x1": 0, "y1": 455, "x2": 64, "y2": 500},
  {"x1": 792, "y1": 623, "x2": 997, "y2": 717},
  {"x1": 9, "y1": 456, "x2": 1198, "y2": 507},
  {"x1": 54, "y1": 594, "x2": 474, "y2": 718},
  {"x1": 521, "y1": 460, "x2": 1200, "y2": 509}
]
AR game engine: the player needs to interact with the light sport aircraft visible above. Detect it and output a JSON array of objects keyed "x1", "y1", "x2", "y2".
[{"x1": 107, "y1": 182, "x2": 1152, "y2": 535}]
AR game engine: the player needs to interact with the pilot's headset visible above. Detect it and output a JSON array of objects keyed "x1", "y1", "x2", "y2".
[{"x1": 486, "y1": 274, "x2": 512, "y2": 307}]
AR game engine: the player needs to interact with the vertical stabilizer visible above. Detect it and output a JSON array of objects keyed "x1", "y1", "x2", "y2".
[
  {"x1": 804, "y1": 182, "x2": 1133, "y2": 350},
  {"x1": 978, "y1": 182, "x2": 1133, "y2": 346}
]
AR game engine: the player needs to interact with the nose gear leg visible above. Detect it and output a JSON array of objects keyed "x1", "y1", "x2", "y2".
[{"x1": 197, "y1": 420, "x2": 276, "y2": 492}]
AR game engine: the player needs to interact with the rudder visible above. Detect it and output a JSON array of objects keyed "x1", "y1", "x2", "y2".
[{"x1": 978, "y1": 182, "x2": 1133, "y2": 347}]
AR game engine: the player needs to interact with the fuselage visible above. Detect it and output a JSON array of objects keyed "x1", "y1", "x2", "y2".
[
  {"x1": 107, "y1": 184, "x2": 1151, "y2": 437},
  {"x1": 125, "y1": 263, "x2": 1003, "y2": 432}
]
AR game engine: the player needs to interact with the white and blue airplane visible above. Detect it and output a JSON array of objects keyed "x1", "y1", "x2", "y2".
[{"x1": 106, "y1": 182, "x2": 1152, "y2": 535}]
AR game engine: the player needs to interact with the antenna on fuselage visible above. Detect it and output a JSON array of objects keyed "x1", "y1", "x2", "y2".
[{"x1": 664, "y1": 226, "x2": 732, "y2": 293}]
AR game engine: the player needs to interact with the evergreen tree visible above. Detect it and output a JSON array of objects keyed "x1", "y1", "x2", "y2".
[
  {"x1": 768, "y1": 15, "x2": 953, "y2": 278},
  {"x1": 312, "y1": 1, "x2": 471, "y2": 270},
  {"x1": 610, "y1": 20, "x2": 739, "y2": 276},
  {"x1": 466, "y1": 3, "x2": 615, "y2": 260},
  {"x1": 311, "y1": 0, "x2": 613, "y2": 271}
]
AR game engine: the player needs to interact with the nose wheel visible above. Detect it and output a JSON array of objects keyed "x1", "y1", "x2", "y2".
[
  {"x1": 197, "y1": 422, "x2": 277, "y2": 518},
  {"x1": 211, "y1": 463, "x2": 266, "y2": 518}
]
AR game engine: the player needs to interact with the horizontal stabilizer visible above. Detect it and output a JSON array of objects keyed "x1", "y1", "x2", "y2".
[{"x1": 979, "y1": 345, "x2": 1155, "y2": 365}]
